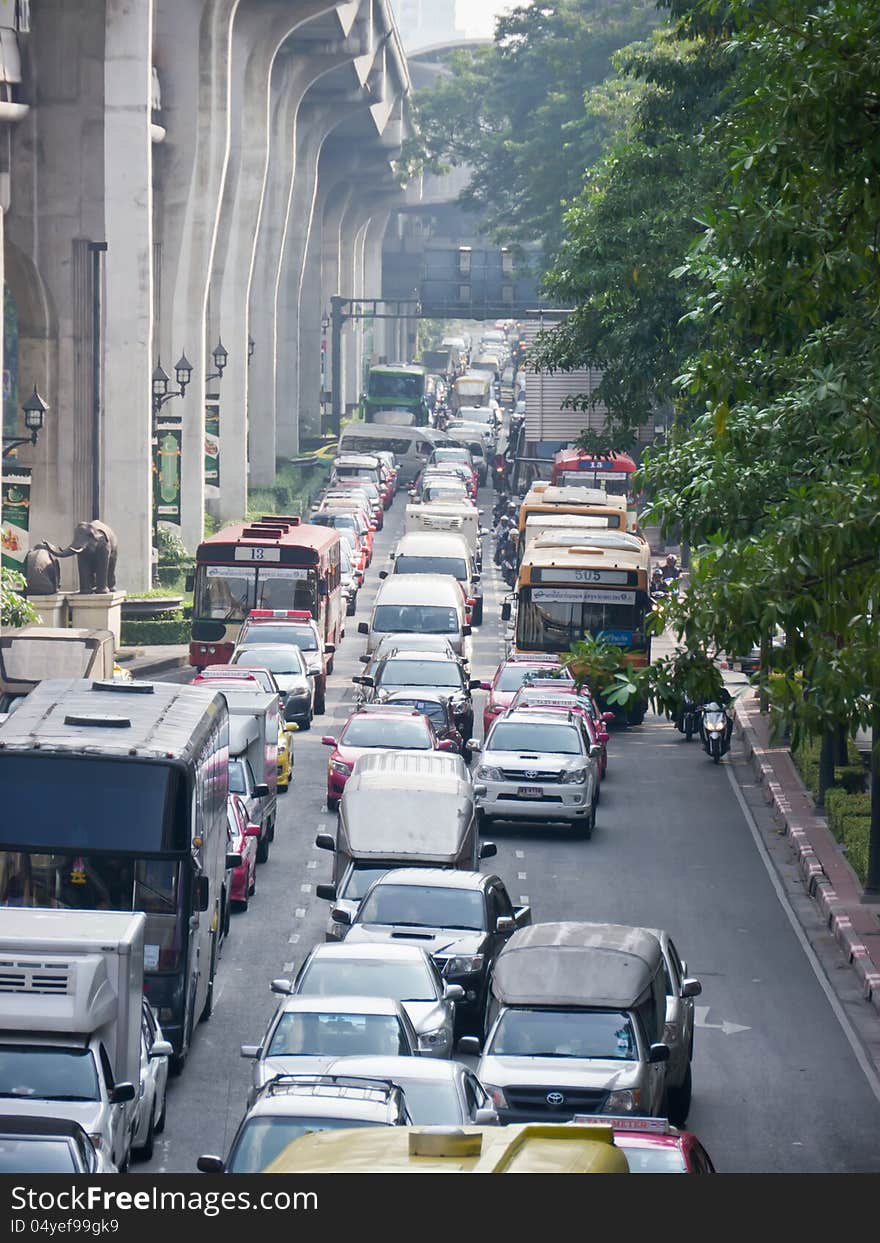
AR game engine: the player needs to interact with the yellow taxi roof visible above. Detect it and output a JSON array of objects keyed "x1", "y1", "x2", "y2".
[{"x1": 263, "y1": 1123, "x2": 630, "y2": 1174}]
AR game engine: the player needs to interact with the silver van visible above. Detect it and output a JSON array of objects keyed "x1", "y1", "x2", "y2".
[
  {"x1": 337, "y1": 424, "x2": 451, "y2": 487},
  {"x1": 464, "y1": 922, "x2": 671, "y2": 1123},
  {"x1": 358, "y1": 573, "x2": 471, "y2": 660},
  {"x1": 314, "y1": 750, "x2": 496, "y2": 940},
  {"x1": 383, "y1": 531, "x2": 482, "y2": 625}
]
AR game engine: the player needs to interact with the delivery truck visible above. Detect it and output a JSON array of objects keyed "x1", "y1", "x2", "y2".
[
  {"x1": 225, "y1": 688, "x2": 279, "y2": 864},
  {"x1": 0, "y1": 909, "x2": 157, "y2": 1172}
]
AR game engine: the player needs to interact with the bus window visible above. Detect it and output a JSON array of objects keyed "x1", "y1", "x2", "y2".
[
  {"x1": 197, "y1": 567, "x2": 256, "y2": 620},
  {"x1": 255, "y1": 573, "x2": 315, "y2": 613}
]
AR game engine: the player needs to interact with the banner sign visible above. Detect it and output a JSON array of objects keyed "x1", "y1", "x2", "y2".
[
  {"x1": 533, "y1": 568, "x2": 632, "y2": 586},
  {"x1": 1, "y1": 467, "x2": 31, "y2": 571},
  {"x1": 154, "y1": 427, "x2": 182, "y2": 526},
  {"x1": 205, "y1": 400, "x2": 220, "y2": 498}
]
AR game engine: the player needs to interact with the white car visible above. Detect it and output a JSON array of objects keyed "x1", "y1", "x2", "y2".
[
  {"x1": 132, "y1": 1000, "x2": 172, "y2": 1161},
  {"x1": 471, "y1": 710, "x2": 601, "y2": 838}
]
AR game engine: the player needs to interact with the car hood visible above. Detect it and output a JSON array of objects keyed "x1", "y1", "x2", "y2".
[
  {"x1": 483, "y1": 749, "x2": 581, "y2": 773},
  {"x1": 273, "y1": 673, "x2": 311, "y2": 693},
  {"x1": 344, "y1": 925, "x2": 486, "y2": 958},
  {"x1": 401, "y1": 1000, "x2": 449, "y2": 1035},
  {"x1": 0, "y1": 1099, "x2": 106, "y2": 1133},
  {"x1": 476, "y1": 1055, "x2": 643, "y2": 1091}
]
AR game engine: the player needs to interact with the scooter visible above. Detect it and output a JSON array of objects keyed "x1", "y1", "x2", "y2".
[
  {"x1": 699, "y1": 702, "x2": 732, "y2": 763},
  {"x1": 676, "y1": 695, "x2": 701, "y2": 741}
]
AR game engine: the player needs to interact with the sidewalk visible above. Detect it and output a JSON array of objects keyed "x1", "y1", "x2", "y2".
[
  {"x1": 116, "y1": 644, "x2": 189, "y2": 679},
  {"x1": 734, "y1": 691, "x2": 880, "y2": 1017}
]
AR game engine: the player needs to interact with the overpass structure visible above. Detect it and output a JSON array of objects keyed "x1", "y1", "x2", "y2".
[{"x1": 0, "y1": 0, "x2": 413, "y2": 590}]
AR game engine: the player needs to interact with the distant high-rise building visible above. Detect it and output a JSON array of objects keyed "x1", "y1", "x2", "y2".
[{"x1": 392, "y1": 0, "x2": 463, "y2": 50}]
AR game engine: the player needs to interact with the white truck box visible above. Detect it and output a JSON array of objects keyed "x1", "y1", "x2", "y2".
[
  {"x1": 222, "y1": 688, "x2": 279, "y2": 795},
  {"x1": 0, "y1": 908, "x2": 145, "y2": 1088}
]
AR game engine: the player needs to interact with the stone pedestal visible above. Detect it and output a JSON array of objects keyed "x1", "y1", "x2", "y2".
[
  {"x1": 66, "y1": 591, "x2": 127, "y2": 646},
  {"x1": 27, "y1": 593, "x2": 70, "y2": 628}
]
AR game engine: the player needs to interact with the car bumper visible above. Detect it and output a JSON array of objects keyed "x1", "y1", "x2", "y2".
[
  {"x1": 476, "y1": 781, "x2": 591, "y2": 821},
  {"x1": 283, "y1": 696, "x2": 312, "y2": 723},
  {"x1": 327, "y1": 770, "x2": 350, "y2": 799}
]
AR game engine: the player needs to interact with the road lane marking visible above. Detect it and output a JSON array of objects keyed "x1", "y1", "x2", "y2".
[
  {"x1": 515, "y1": 850, "x2": 525, "y2": 859},
  {"x1": 307, "y1": 859, "x2": 317, "y2": 869},
  {"x1": 283, "y1": 962, "x2": 294, "y2": 972},
  {"x1": 724, "y1": 755, "x2": 880, "y2": 1104},
  {"x1": 694, "y1": 1006, "x2": 750, "y2": 1035},
  {"x1": 301, "y1": 883, "x2": 312, "y2": 893},
  {"x1": 518, "y1": 872, "x2": 527, "y2": 880},
  {"x1": 519, "y1": 895, "x2": 529, "y2": 904},
  {"x1": 288, "y1": 933, "x2": 300, "y2": 944},
  {"x1": 295, "y1": 907, "x2": 306, "y2": 918}
]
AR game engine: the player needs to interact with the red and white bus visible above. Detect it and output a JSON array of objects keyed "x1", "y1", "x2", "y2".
[
  {"x1": 550, "y1": 450, "x2": 638, "y2": 496},
  {"x1": 190, "y1": 516, "x2": 342, "y2": 668}
]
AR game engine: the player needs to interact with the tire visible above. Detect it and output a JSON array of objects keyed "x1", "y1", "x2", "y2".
[
  {"x1": 154, "y1": 1092, "x2": 166, "y2": 1136},
  {"x1": 475, "y1": 810, "x2": 492, "y2": 835},
  {"x1": 248, "y1": 868, "x2": 256, "y2": 897},
  {"x1": 232, "y1": 896, "x2": 248, "y2": 913},
  {"x1": 135, "y1": 1109, "x2": 155, "y2": 1163},
  {"x1": 711, "y1": 738, "x2": 721, "y2": 764},
  {"x1": 665, "y1": 1062, "x2": 692, "y2": 1127},
  {"x1": 327, "y1": 796, "x2": 339, "y2": 813},
  {"x1": 299, "y1": 711, "x2": 312, "y2": 732},
  {"x1": 268, "y1": 815, "x2": 275, "y2": 842},
  {"x1": 314, "y1": 685, "x2": 326, "y2": 715},
  {"x1": 685, "y1": 718, "x2": 694, "y2": 741},
  {"x1": 472, "y1": 597, "x2": 484, "y2": 626},
  {"x1": 256, "y1": 829, "x2": 270, "y2": 864},
  {"x1": 200, "y1": 935, "x2": 218, "y2": 1022},
  {"x1": 577, "y1": 801, "x2": 596, "y2": 841}
]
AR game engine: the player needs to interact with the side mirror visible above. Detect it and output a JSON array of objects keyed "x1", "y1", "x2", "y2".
[
  {"x1": 496, "y1": 916, "x2": 515, "y2": 935},
  {"x1": 270, "y1": 978, "x2": 293, "y2": 995},
  {"x1": 378, "y1": 570, "x2": 388, "y2": 579},
  {"x1": 109, "y1": 1082, "x2": 136, "y2": 1105},
  {"x1": 500, "y1": 602, "x2": 511, "y2": 622},
  {"x1": 471, "y1": 575, "x2": 481, "y2": 585},
  {"x1": 331, "y1": 906, "x2": 352, "y2": 926},
  {"x1": 195, "y1": 875, "x2": 210, "y2": 912},
  {"x1": 245, "y1": 823, "x2": 261, "y2": 838},
  {"x1": 474, "y1": 1107, "x2": 498, "y2": 1126},
  {"x1": 597, "y1": 731, "x2": 610, "y2": 745},
  {"x1": 197, "y1": 1155, "x2": 225, "y2": 1174},
  {"x1": 461, "y1": 624, "x2": 472, "y2": 637},
  {"x1": 321, "y1": 736, "x2": 338, "y2": 747},
  {"x1": 324, "y1": 643, "x2": 336, "y2": 654},
  {"x1": 358, "y1": 622, "x2": 369, "y2": 635},
  {"x1": 468, "y1": 739, "x2": 482, "y2": 753},
  {"x1": 444, "y1": 983, "x2": 466, "y2": 1001},
  {"x1": 358, "y1": 654, "x2": 370, "y2": 664},
  {"x1": 240, "y1": 1045, "x2": 261, "y2": 1059},
  {"x1": 316, "y1": 883, "x2": 337, "y2": 902},
  {"x1": 468, "y1": 678, "x2": 483, "y2": 690},
  {"x1": 602, "y1": 712, "x2": 615, "y2": 723},
  {"x1": 437, "y1": 739, "x2": 456, "y2": 753},
  {"x1": 649, "y1": 1043, "x2": 670, "y2": 1065},
  {"x1": 456, "y1": 1036, "x2": 481, "y2": 1057},
  {"x1": 479, "y1": 841, "x2": 497, "y2": 860},
  {"x1": 589, "y1": 745, "x2": 602, "y2": 760},
  {"x1": 225, "y1": 853, "x2": 243, "y2": 871},
  {"x1": 148, "y1": 1040, "x2": 173, "y2": 1061},
  {"x1": 681, "y1": 978, "x2": 702, "y2": 999},
  {"x1": 315, "y1": 832, "x2": 336, "y2": 852}
]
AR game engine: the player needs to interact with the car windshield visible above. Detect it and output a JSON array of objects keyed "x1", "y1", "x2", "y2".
[
  {"x1": 618, "y1": 1143, "x2": 688, "y2": 1173},
  {"x1": 394, "y1": 556, "x2": 468, "y2": 580},
  {"x1": 341, "y1": 716, "x2": 431, "y2": 749},
  {"x1": 424, "y1": 485, "x2": 467, "y2": 501},
  {"x1": 490, "y1": 1010, "x2": 638, "y2": 1060},
  {"x1": 496, "y1": 665, "x2": 564, "y2": 692},
  {"x1": 342, "y1": 866, "x2": 391, "y2": 901},
  {"x1": 0, "y1": 1047, "x2": 100, "y2": 1101},
  {"x1": 358, "y1": 884, "x2": 485, "y2": 931},
  {"x1": 487, "y1": 722, "x2": 583, "y2": 755},
  {"x1": 0, "y1": 1138, "x2": 81, "y2": 1173},
  {"x1": 373, "y1": 607, "x2": 461, "y2": 637},
  {"x1": 297, "y1": 958, "x2": 436, "y2": 1002},
  {"x1": 227, "y1": 1117, "x2": 382, "y2": 1174},
  {"x1": 267, "y1": 1013, "x2": 411, "y2": 1058},
  {"x1": 379, "y1": 660, "x2": 462, "y2": 689},
  {"x1": 241, "y1": 625, "x2": 318, "y2": 651},
  {"x1": 233, "y1": 647, "x2": 306, "y2": 676},
  {"x1": 396, "y1": 1080, "x2": 462, "y2": 1125}
]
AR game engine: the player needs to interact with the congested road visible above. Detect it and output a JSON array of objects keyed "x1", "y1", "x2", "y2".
[{"x1": 140, "y1": 482, "x2": 880, "y2": 1175}]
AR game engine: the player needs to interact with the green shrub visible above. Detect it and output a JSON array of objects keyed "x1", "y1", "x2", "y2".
[
  {"x1": 121, "y1": 618, "x2": 190, "y2": 646},
  {"x1": 791, "y1": 735, "x2": 866, "y2": 798},
  {"x1": 822, "y1": 789, "x2": 871, "y2": 886}
]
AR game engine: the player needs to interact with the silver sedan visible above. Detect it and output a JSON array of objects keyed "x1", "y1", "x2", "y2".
[{"x1": 323, "y1": 1056, "x2": 498, "y2": 1125}]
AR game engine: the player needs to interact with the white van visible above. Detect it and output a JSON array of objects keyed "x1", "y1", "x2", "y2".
[
  {"x1": 337, "y1": 424, "x2": 450, "y2": 487},
  {"x1": 385, "y1": 531, "x2": 483, "y2": 625},
  {"x1": 358, "y1": 573, "x2": 472, "y2": 660},
  {"x1": 404, "y1": 503, "x2": 486, "y2": 571}
]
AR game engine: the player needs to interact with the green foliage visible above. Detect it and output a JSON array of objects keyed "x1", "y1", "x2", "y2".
[
  {"x1": 824, "y1": 788, "x2": 871, "y2": 886},
  {"x1": 247, "y1": 460, "x2": 330, "y2": 522},
  {"x1": 1, "y1": 567, "x2": 38, "y2": 628},
  {"x1": 791, "y1": 736, "x2": 867, "y2": 800},
  {"x1": 157, "y1": 526, "x2": 191, "y2": 565},
  {"x1": 120, "y1": 617, "x2": 190, "y2": 646},
  {"x1": 562, "y1": 634, "x2": 633, "y2": 696},
  {"x1": 402, "y1": 0, "x2": 661, "y2": 258}
]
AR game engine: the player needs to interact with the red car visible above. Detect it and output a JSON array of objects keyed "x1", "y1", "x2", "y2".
[
  {"x1": 507, "y1": 685, "x2": 611, "y2": 779},
  {"x1": 321, "y1": 704, "x2": 456, "y2": 811},
  {"x1": 571, "y1": 1116, "x2": 716, "y2": 1173},
  {"x1": 227, "y1": 793, "x2": 259, "y2": 912},
  {"x1": 479, "y1": 655, "x2": 574, "y2": 735}
]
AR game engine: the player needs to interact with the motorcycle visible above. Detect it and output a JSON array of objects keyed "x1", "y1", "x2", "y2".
[
  {"x1": 676, "y1": 695, "x2": 701, "y2": 741},
  {"x1": 699, "y1": 701, "x2": 732, "y2": 763},
  {"x1": 500, "y1": 556, "x2": 517, "y2": 588}
]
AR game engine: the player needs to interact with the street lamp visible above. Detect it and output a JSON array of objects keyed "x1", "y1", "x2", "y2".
[
  {"x1": 152, "y1": 353, "x2": 193, "y2": 418},
  {"x1": 2, "y1": 385, "x2": 49, "y2": 457},
  {"x1": 205, "y1": 338, "x2": 228, "y2": 384}
]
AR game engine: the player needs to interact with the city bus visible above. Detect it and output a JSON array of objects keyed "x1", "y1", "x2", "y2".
[
  {"x1": 506, "y1": 542, "x2": 652, "y2": 723},
  {"x1": 517, "y1": 486, "x2": 633, "y2": 540},
  {"x1": 0, "y1": 678, "x2": 231, "y2": 1068},
  {"x1": 363, "y1": 364, "x2": 429, "y2": 425},
  {"x1": 190, "y1": 517, "x2": 342, "y2": 669},
  {"x1": 550, "y1": 451, "x2": 639, "y2": 530}
]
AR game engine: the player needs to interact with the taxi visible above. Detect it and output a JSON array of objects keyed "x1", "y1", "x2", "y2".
[
  {"x1": 479, "y1": 655, "x2": 573, "y2": 735},
  {"x1": 277, "y1": 719, "x2": 297, "y2": 792},
  {"x1": 570, "y1": 1116, "x2": 716, "y2": 1173},
  {"x1": 237, "y1": 610, "x2": 333, "y2": 713},
  {"x1": 260, "y1": 1121, "x2": 630, "y2": 1174}
]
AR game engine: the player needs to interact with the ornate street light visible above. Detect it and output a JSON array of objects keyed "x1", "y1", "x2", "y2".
[
  {"x1": 152, "y1": 353, "x2": 194, "y2": 418},
  {"x1": 2, "y1": 385, "x2": 50, "y2": 457},
  {"x1": 205, "y1": 339, "x2": 228, "y2": 384}
]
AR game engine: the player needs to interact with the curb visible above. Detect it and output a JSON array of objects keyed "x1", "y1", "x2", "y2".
[{"x1": 734, "y1": 699, "x2": 880, "y2": 1017}]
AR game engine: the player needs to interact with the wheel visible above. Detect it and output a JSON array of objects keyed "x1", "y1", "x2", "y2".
[
  {"x1": 135, "y1": 1108, "x2": 155, "y2": 1162},
  {"x1": 327, "y1": 795, "x2": 339, "y2": 813},
  {"x1": 299, "y1": 711, "x2": 312, "y2": 732},
  {"x1": 472, "y1": 597, "x2": 484, "y2": 626},
  {"x1": 154, "y1": 1092, "x2": 166, "y2": 1136},
  {"x1": 685, "y1": 720, "x2": 694, "y2": 741},
  {"x1": 256, "y1": 829, "x2": 270, "y2": 864},
  {"x1": 347, "y1": 600, "x2": 357, "y2": 617},
  {"x1": 665, "y1": 1062, "x2": 692, "y2": 1127},
  {"x1": 232, "y1": 896, "x2": 248, "y2": 913},
  {"x1": 327, "y1": 653, "x2": 335, "y2": 674},
  {"x1": 576, "y1": 801, "x2": 596, "y2": 840},
  {"x1": 200, "y1": 934, "x2": 218, "y2": 1021},
  {"x1": 170, "y1": 997, "x2": 195, "y2": 1075},
  {"x1": 248, "y1": 868, "x2": 256, "y2": 897},
  {"x1": 475, "y1": 810, "x2": 492, "y2": 834},
  {"x1": 268, "y1": 816, "x2": 275, "y2": 842},
  {"x1": 314, "y1": 685, "x2": 326, "y2": 715},
  {"x1": 711, "y1": 738, "x2": 721, "y2": 764}
]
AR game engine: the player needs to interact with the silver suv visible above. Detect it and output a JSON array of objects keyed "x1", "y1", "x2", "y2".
[
  {"x1": 471, "y1": 710, "x2": 600, "y2": 838},
  {"x1": 196, "y1": 1074, "x2": 411, "y2": 1174}
]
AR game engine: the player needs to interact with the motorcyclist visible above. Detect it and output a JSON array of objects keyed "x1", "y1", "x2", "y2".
[
  {"x1": 662, "y1": 553, "x2": 681, "y2": 583},
  {"x1": 650, "y1": 566, "x2": 667, "y2": 596},
  {"x1": 492, "y1": 451, "x2": 509, "y2": 494}
]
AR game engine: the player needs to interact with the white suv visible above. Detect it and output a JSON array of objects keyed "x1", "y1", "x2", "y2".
[{"x1": 471, "y1": 710, "x2": 600, "y2": 838}]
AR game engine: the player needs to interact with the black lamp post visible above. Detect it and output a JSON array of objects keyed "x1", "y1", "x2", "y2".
[
  {"x1": 2, "y1": 385, "x2": 49, "y2": 457},
  {"x1": 205, "y1": 338, "x2": 228, "y2": 384},
  {"x1": 152, "y1": 353, "x2": 193, "y2": 419}
]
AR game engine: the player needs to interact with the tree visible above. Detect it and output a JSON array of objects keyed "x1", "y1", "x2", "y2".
[{"x1": 1, "y1": 567, "x2": 39, "y2": 628}]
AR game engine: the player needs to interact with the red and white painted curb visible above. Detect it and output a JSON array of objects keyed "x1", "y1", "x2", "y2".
[{"x1": 734, "y1": 702, "x2": 880, "y2": 1017}]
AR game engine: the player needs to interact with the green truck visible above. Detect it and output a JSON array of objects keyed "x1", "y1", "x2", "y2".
[{"x1": 362, "y1": 363, "x2": 429, "y2": 426}]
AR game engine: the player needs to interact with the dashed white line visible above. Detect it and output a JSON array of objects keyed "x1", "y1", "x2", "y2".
[
  {"x1": 306, "y1": 860, "x2": 317, "y2": 869},
  {"x1": 518, "y1": 872, "x2": 527, "y2": 880},
  {"x1": 287, "y1": 933, "x2": 300, "y2": 944},
  {"x1": 301, "y1": 883, "x2": 312, "y2": 893},
  {"x1": 282, "y1": 962, "x2": 294, "y2": 972},
  {"x1": 519, "y1": 895, "x2": 529, "y2": 904},
  {"x1": 515, "y1": 850, "x2": 525, "y2": 859},
  {"x1": 295, "y1": 907, "x2": 306, "y2": 918}
]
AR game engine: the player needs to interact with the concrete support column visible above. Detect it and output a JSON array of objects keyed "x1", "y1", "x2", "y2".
[
  {"x1": 320, "y1": 180, "x2": 355, "y2": 421},
  {"x1": 102, "y1": 0, "x2": 153, "y2": 589},
  {"x1": 363, "y1": 209, "x2": 391, "y2": 361}
]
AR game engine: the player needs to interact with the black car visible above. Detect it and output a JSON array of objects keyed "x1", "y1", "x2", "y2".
[
  {"x1": 336, "y1": 868, "x2": 531, "y2": 1038},
  {"x1": 0, "y1": 1115, "x2": 105, "y2": 1174},
  {"x1": 353, "y1": 649, "x2": 481, "y2": 743}
]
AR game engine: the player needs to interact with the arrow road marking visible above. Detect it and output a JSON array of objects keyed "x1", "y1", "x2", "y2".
[{"x1": 694, "y1": 1005, "x2": 751, "y2": 1035}]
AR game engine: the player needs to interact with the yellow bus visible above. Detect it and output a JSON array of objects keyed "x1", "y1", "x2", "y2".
[
  {"x1": 263, "y1": 1122, "x2": 630, "y2": 1174},
  {"x1": 517, "y1": 485, "x2": 633, "y2": 539}
]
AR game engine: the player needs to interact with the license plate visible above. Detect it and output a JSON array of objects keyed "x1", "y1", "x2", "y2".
[
  {"x1": 517, "y1": 786, "x2": 543, "y2": 798},
  {"x1": 732, "y1": 662, "x2": 742, "y2": 671}
]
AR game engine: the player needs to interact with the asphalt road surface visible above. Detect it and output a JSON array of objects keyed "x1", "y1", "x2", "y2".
[{"x1": 138, "y1": 483, "x2": 880, "y2": 1175}]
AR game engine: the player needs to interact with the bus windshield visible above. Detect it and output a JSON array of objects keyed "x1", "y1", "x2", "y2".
[
  {"x1": 369, "y1": 372, "x2": 424, "y2": 400},
  {"x1": 194, "y1": 566, "x2": 316, "y2": 620},
  {"x1": 516, "y1": 588, "x2": 646, "y2": 653}
]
